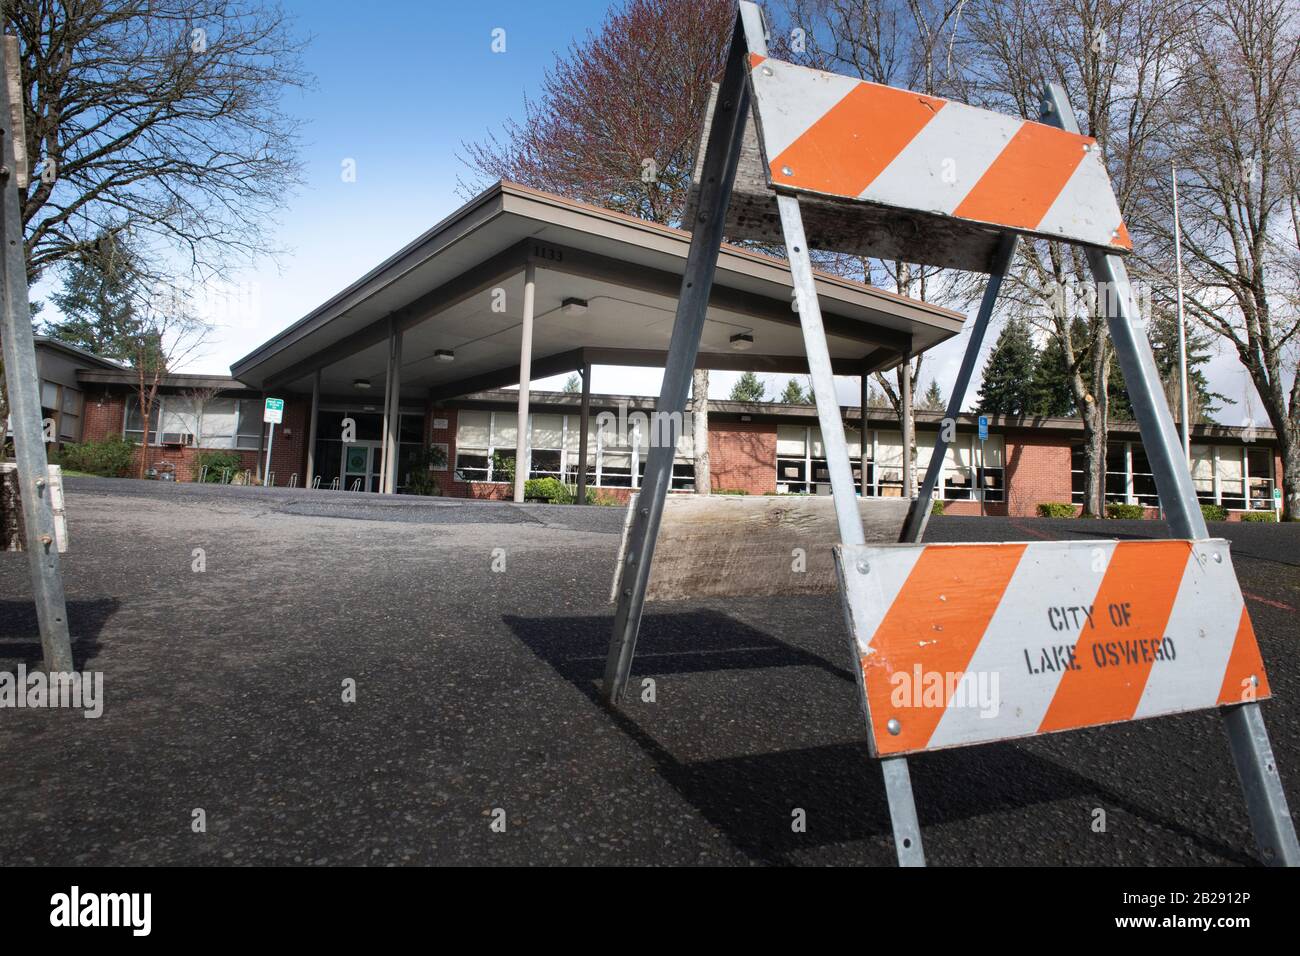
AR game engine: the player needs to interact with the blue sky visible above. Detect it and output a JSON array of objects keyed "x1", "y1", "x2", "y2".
[{"x1": 36, "y1": 0, "x2": 1264, "y2": 416}]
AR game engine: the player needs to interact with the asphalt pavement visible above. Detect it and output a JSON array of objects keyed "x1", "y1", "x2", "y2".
[{"x1": 0, "y1": 478, "x2": 1295, "y2": 866}]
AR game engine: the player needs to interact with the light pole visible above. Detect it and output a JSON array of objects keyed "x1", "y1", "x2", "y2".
[{"x1": 1172, "y1": 163, "x2": 1191, "y2": 464}]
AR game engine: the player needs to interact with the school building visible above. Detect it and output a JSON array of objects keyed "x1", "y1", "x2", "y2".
[{"x1": 30, "y1": 181, "x2": 1283, "y2": 519}]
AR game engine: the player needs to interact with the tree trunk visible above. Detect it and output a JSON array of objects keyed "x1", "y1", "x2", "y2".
[
  {"x1": 1282, "y1": 430, "x2": 1300, "y2": 521},
  {"x1": 692, "y1": 368, "x2": 710, "y2": 494}
]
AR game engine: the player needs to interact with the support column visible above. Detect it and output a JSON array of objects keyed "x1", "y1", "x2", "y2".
[
  {"x1": 383, "y1": 326, "x2": 403, "y2": 494},
  {"x1": 860, "y1": 367, "x2": 869, "y2": 494},
  {"x1": 305, "y1": 369, "x2": 320, "y2": 488},
  {"x1": 513, "y1": 261, "x2": 536, "y2": 503},
  {"x1": 900, "y1": 353, "x2": 914, "y2": 498},
  {"x1": 576, "y1": 361, "x2": 591, "y2": 505}
]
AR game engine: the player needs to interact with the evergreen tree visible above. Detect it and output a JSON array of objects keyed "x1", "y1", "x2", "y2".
[
  {"x1": 730, "y1": 371, "x2": 766, "y2": 402},
  {"x1": 562, "y1": 373, "x2": 581, "y2": 393},
  {"x1": 918, "y1": 379, "x2": 945, "y2": 411},
  {"x1": 1030, "y1": 334, "x2": 1074, "y2": 417},
  {"x1": 1147, "y1": 308, "x2": 1229, "y2": 424},
  {"x1": 44, "y1": 233, "x2": 143, "y2": 360},
  {"x1": 977, "y1": 317, "x2": 1037, "y2": 415},
  {"x1": 779, "y1": 377, "x2": 808, "y2": 404}
]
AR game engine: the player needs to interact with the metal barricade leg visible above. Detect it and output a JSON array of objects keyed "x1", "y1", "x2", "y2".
[
  {"x1": 601, "y1": 20, "x2": 752, "y2": 703},
  {"x1": 0, "y1": 38, "x2": 73, "y2": 673},
  {"x1": 1041, "y1": 82, "x2": 1298, "y2": 867},
  {"x1": 777, "y1": 193, "x2": 926, "y2": 866}
]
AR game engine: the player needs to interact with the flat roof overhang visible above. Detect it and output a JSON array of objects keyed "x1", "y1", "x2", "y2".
[{"x1": 230, "y1": 182, "x2": 967, "y2": 400}]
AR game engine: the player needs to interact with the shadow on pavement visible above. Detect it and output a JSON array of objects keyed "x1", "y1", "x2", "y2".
[{"x1": 505, "y1": 608, "x2": 1257, "y2": 865}]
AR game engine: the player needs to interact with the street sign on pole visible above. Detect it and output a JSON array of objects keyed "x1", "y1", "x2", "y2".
[
  {"x1": 978, "y1": 415, "x2": 989, "y2": 442},
  {"x1": 263, "y1": 398, "x2": 284, "y2": 485}
]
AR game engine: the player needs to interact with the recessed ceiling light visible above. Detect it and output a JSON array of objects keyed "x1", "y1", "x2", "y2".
[
  {"x1": 730, "y1": 332, "x2": 754, "y2": 351},
  {"x1": 561, "y1": 297, "x2": 589, "y2": 315},
  {"x1": 353, "y1": 378, "x2": 371, "y2": 389},
  {"x1": 434, "y1": 349, "x2": 455, "y2": 362}
]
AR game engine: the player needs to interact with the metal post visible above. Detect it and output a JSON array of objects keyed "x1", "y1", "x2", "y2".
[
  {"x1": 305, "y1": 369, "x2": 320, "y2": 488},
  {"x1": 778, "y1": 191, "x2": 926, "y2": 867},
  {"x1": 900, "y1": 235, "x2": 1018, "y2": 541},
  {"x1": 859, "y1": 368, "x2": 869, "y2": 493},
  {"x1": 1172, "y1": 164, "x2": 1191, "y2": 464},
  {"x1": 900, "y1": 353, "x2": 914, "y2": 501},
  {"x1": 384, "y1": 326, "x2": 403, "y2": 494},
  {"x1": 0, "y1": 38, "x2": 73, "y2": 673},
  {"x1": 1044, "y1": 82, "x2": 1299, "y2": 867},
  {"x1": 602, "y1": 19, "x2": 751, "y2": 702},
  {"x1": 576, "y1": 362, "x2": 591, "y2": 505},
  {"x1": 263, "y1": 423, "x2": 274, "y2": 485},
  {"x1": 513, "y1": 262, "x2": 536, "y2": 503}
]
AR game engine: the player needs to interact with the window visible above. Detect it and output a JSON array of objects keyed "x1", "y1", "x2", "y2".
[
  {"x1": 776, "y1": 425, "x2": 865, "y2": 495},
  {"x1": 236, "y1": 400, "x2": 264, "y2": 450},
  {"x1": 199, "y1": 398, "x2": 239, "y2": 448},
  {"x1": 1247, "y1": 447, "x2": 1274, "y2": 510},
  {"x1": 454, "y1": 410, "x2": 491, "y2": 480},
  {"x1": 917, "y1": 433, "x2": 1003, "y2": 502},
  {"x1": 159, "y1": 397, "x2": 199, "y2": 445},
  {"x1": 1074, "y1": 442, "x2": 1144, "y2": 507},
  {"x1": 59, "y1": 386, "x2": 82, "y2": 441},
  {"x1": 124, "y1": 400, "x2": 161, "y2": 443},
  {"x1": 454, "y1": 409, "x2": 696, "y2": 489}
]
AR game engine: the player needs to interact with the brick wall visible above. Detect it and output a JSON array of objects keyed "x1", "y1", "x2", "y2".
[
  {"x1": 708, "y1": 422, "x2": 776, "y2": 495},
  {"x1": 1004, "y1": 434, "x2": 1076, "y2": 517}
]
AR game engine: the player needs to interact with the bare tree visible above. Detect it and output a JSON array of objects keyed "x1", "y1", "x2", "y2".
[
  {"x1": 964, "y1": 0, "x2": 1188, "y2": 514},
  {"x1": 460, "y1": 0, "x2": 735, "y2": 492},
  {"x1": 780, "y1": 0, "x2": 978, "y2": 494},
  {"x1": 1132, "y1": 0, "x2": 1300, "y2": 517},
  {"x1": 124, "y1": 279, "x2": 212, "y2": 478},
  {"x1": 4, "y1": 0, "x2": 309, "y2": 284}
]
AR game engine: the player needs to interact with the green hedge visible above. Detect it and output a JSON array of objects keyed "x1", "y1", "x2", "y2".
[
  {"x1": 1240, "y1": 511, "x2": 1277, "y2": 523},
  {"x1": 523, "y1": 477, "x2": 574, "y2": 504},
  {"x1": 1200, "y1": 503, "x2": 1228, "y2": 522},
  {"x1": 1037, "y1": 502, "x2": 1076, "y2": 518},
  {"x1": 1105, "y1": 503, "x2": 1146, "y2": 520},
  {"x1": 54, "y1": 436, "x2": 136, "y2": 477}
]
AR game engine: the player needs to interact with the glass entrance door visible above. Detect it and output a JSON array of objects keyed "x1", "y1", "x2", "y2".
[{"x1": 342, "y1": 442, "x2": 382, "y2": 492}]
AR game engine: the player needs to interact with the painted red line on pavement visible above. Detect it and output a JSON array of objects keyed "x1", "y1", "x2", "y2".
[{"x1": 1243, "y1": 591, "x2": 1295, "y2": 612}]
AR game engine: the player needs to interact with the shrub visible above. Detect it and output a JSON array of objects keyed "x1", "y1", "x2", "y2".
[
  {"x1": 1200, "y1": 503, "x2": 1228, "y2": 522},
  {"x1": 714, "y1": 488, "x2": 749, "y2": 495},
  {"x1": 1240, "y1": 511, "x2": 1277, "y2": 523},
  {"x1": 194, "y1": 450, "x2": 245, "y2": 482},
  {"x1": 524, "y1": 477, "x2": 573, "y2": 504},
  {"x1": 930, "y1": 499, "x2": 945, "y2": 516},
  {"x1": 1105, "y1": 503, "x2": 1146, "y2": 520},
  {"x1": 1036, "y1": 502, "x2": 1076, "y2": 518},
  {"x1": 55, "y1": 436, "x2": 136, "y2": 477}
]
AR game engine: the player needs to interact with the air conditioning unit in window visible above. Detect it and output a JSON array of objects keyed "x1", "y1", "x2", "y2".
[{"x1": 161, "y1": 433, "x2": 196, "y2": 448}]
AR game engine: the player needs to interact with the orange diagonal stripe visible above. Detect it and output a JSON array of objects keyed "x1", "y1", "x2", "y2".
[
  {"x1": 1037, "y1": 541, "x2": 1190, "y2": 733},
  {"x1": 1217, "y1": 606, "x2": 1272, "y2": 705},
  {"x1": 953, "y1": 123, "x2": 1090, "y2": 231},
  {"x1": 864, "y1": 544, "x2": 1026, "y2": 755},
  {"x1": 771, "y1": 81, "x2": 945, "y2": 198}
]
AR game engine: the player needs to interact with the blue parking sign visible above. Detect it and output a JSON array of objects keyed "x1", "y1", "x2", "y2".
[{"x1": 978, "y1": 415, "x2": 988, "y2": 442}]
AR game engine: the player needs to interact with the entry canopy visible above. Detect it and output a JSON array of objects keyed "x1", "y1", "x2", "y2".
[{"x1": 690, "y1": 1, "x2": 1132, "y2": 274}]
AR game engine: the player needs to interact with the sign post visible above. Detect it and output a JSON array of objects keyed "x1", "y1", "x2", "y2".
[
  {"x1": 263, "y1": 398, "x2": 284, "y2": 486},
  {"x1": 977, "y1": 415, "x2": 988, "y2": 518}
]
